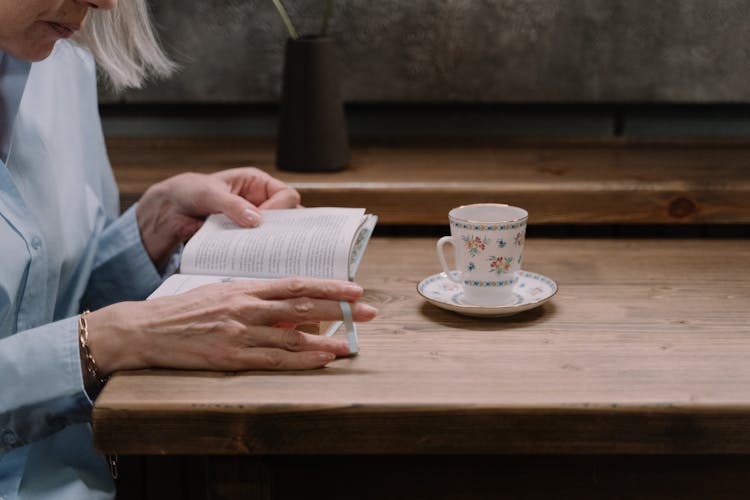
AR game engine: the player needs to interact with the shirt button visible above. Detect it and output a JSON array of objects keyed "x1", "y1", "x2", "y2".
[
  {"x1": 1, "y1": 429, "x2": 18, "y2": 447},
  {"x1": 31, "y1": 236, "x2": 42, "y2": 250}
]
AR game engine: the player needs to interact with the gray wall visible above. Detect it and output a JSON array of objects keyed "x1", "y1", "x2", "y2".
[{"x1": 104, "y1": 0, "x2": 750, "y2": 103}]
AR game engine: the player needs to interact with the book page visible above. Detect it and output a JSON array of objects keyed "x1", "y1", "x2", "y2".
[
  {"x1": 148, "y1": 274, "x2": 257, "y2": 299},
  {"x1": 348, "y1": 214, "x2": 378, "y2": 280},
  {"x1": 181, "y1": 208, "x2": 365, "y2": 280}
]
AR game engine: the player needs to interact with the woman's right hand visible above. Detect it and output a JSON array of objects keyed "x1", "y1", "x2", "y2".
[{"x1": 84, "y1": 278, "x2": 377, "y2": 373}]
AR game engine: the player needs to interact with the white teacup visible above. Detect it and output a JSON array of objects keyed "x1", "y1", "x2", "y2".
[{"x1": 437, "y1": 204, "x2": 528, "y2": 306}]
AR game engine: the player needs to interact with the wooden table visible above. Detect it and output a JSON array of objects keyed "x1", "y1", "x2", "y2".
[
  {"x1": 93, "y1": 237, "x2": 750, "y2": 499},
  {"x1": 107, "y1": 138, "x2": 750, "y2": 225}
]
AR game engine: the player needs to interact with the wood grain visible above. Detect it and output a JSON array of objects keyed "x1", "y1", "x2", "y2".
[
  {"x1": 106, "y1": 138, "x2": 750, "y2": 224},
  {"x1": 93, "y1": 238, "x2": 750, "y2": 455}
]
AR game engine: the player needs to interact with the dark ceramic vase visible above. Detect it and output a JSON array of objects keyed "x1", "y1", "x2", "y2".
[{"x1": 276, "y1": 36, "x2": 350, "y2": 172}]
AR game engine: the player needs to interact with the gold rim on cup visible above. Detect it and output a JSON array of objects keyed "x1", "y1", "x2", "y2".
[{"x1": 448, "y1": 203, "x2": 528, "y2": 225}]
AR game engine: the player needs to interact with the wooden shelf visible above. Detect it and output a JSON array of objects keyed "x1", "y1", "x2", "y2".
[{"x1": 107, "y1": 138, "x2": 750, "y2": 225}]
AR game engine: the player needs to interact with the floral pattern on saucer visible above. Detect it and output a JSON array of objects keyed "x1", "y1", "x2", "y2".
[{"x1": 417, "y1": 270, "x2": 557, "y2": 317}]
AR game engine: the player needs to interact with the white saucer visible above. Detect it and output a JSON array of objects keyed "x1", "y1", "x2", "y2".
[{"x1": 417, "y1": 270, "x2": 558, "y2": 317}]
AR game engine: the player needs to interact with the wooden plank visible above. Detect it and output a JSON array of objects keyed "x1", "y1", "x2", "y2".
[
  {"x1": 93, "y1": 238, "x2": 750, "y2": 455},
  {"x1": 106, "y1": 138, "x2": 750, "y2": 224},
  {"x1": 204, "y1": 457, "x2": 271, "y2": 500},
  {"x1": 114, "y1": 455, "x2": 750, "y2": 500},
  {"x1": 198, "y1": 455, "x2": 750, "y2": 500}
]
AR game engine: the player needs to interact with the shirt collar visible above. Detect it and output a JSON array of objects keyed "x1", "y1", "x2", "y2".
[{"x1": 0, "y1": 51, "x2": 32, "y2": 163}]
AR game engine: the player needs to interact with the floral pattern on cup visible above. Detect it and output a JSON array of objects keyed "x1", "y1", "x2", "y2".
[
  {"x1": 463, "y1": 235, "x2": 488, "y2": 257},
  {"x1": 438, "y1": 204, "x2": 529, "y2": 306},
  {"x1": 488, "y1": 255, "x2": 513, "y2": 275}
]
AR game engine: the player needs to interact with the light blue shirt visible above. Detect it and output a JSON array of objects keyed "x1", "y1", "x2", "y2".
[{"x1": 0, "y1": 41, "x2": 172, "y2": 499}]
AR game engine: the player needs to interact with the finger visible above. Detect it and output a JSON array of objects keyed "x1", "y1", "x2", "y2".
[
  {"x1": 273, "y1": 322, "x2": 320, "y2": 334},
  {"x1": 257, "y1": 187, "x2": 301, "y2": 210},
  {"x1": 216, "y1": 192, "x2": 262, "y2": 228},
  {"x1": 233, "y1": 347, "x2": 337, "y2": 370},
  {"x1": 216, "y1": 168, "x2": 300, "y2": 209},
  {"x1": 244, "y1": 277, "x2": 364, "y2": 302},
  {"x1": 246, "y1": 326, "x2": 350, "y2": 356},
  {"x1": 274, "y1": 322, "x2": 298, "y2": 329},
  {"x1": 253, "y1": 297, "x2": 377, "y2": 326},
  {"x1": 257, "y1": 173, "x2": 300, "y2": 206},
  {"x1": 189, "y1": 175, "x2": 262, "y2": 228}
]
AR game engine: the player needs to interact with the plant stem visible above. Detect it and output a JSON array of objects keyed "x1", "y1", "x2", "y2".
[
  {"x1": 271, "y1": 0, "x2": 298, "y2": 39},
  {"x1": 321, "y1": 0, "x2": 334, "y2": 35}
]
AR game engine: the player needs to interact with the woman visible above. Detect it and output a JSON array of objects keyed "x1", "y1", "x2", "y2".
[{"x1": 0, "y1": 0, "x2": 377, "y2": 498}]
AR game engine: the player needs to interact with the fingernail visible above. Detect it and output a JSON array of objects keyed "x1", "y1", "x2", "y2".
[
  {"x1": 345, "y1": 283, "x2": 363, "y2": 294},
  {"x1": 361, "y1": 304, "x2": 378, "y2": 316},
  {"x1": 318, "y1": 352, "x2": 336, "y2": 363},
  {"x1": 243, "y1": 208, "x2": 260, "y2": 227}
]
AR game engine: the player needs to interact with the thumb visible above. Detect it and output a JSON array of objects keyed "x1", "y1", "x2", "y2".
[{"x1": 213, "y1": 191, "x2": 262, "y2": 228}]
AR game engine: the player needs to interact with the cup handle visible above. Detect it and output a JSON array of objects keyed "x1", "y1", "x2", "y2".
[{"x1": 437, "y1": 236, "x2": 462, "y2": 283}]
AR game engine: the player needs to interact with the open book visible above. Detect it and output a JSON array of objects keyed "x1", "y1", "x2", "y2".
[{"x1": 149, "y1": 207, "x2": 377, "y2": 353}]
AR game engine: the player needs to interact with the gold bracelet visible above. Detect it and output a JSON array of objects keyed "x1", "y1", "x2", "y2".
[{"x1": 79, "y1": 310, "x2": 108, "y2": 388}]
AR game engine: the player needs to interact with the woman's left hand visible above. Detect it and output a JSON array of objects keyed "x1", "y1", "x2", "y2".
[{"x1": 136, "y1": 168, "x2": 301, "y2": 269}]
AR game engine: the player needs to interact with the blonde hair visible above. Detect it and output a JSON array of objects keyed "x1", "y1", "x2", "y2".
[{"x1": 75, "y1": 0, "x2": 176, "y2": 92}]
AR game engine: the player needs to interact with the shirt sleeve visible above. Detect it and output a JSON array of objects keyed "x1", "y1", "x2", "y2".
[
  {"x1": 81, "y1": 203, "x2": 181, "y2": 310},
  {"x1": 0, "y1": 316, "x2": 91, "y2": 453}
]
